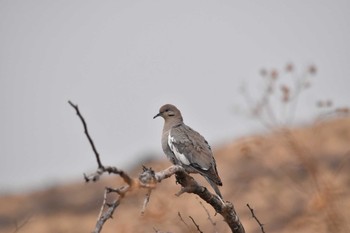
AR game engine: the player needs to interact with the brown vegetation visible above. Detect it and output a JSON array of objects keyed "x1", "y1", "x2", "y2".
[{"x1": 1, "y1": 117, "x2": 350, "y2": 233}]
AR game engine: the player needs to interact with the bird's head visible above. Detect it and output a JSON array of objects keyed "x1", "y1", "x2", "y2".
[{"x1": 153, "y1": 104, "x2": 183, "y2": 122}]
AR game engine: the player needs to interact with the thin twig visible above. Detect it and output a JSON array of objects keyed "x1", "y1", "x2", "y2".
[
  {"x1": 97, "y1": 189, "x2": 109, "y2": 222},
  {"x1": 68, "y1": 100, "x2": 103, "y2": 168},
  {"x1": 198, "y1": 198, "x2": 217, "y2": 232},
  {"x1": 153, "y1": 227, "x2": 172, "y2": 233},
  {"x1": 178, "y1": 212, "x2": 190, "y2": 230},
  {"x1": 141, "y1": 189, "x2": 152, "y2": 215},
  {"x1": 333, "y1": 151, "x2": 350, "y2": 178},
  {"x1": 247, "y1": 203, "x2": 265, "y2": 233},
  {"x1": 189, "y1": 216, "x2": 203, "y2": 233},
  {"x1": 13, "y1": 216, "x2": 32, "y2": 233}
]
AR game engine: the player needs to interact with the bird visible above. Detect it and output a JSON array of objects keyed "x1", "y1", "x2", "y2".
[{"x1": 153, "y1": 104, "x2": 223, "y2": 198}]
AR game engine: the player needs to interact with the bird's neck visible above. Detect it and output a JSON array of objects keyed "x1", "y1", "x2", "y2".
[{"x1": 163, "y1": 118, "x2": 183, "y2": 132}]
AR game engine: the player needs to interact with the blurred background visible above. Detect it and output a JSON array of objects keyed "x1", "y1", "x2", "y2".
[{"x1": 1, "y1": 1, "x2": 349, "y2": 233}]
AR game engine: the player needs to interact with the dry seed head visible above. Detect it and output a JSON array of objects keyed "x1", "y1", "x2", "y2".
[
  {"x1": 270, "y1": 69, "x2": 278, "y2": 80},
  {"x1": 280, "y1": 85, "x2": 290, "y2": 102},
  {"x1": 285, "y1": 63, "x2": 294, "y2": 72},
  {"x1": 308, "y1": 65, "x2": 317, "y2": 75}
]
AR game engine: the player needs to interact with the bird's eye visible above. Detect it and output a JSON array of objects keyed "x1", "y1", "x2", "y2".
[{"x1": 165, "y1": 109, "x2": 169, "y2": 112}]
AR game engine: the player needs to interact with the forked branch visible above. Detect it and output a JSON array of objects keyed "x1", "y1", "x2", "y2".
[{"x1": 69, "y1": 101, "x2": 245, "y2": 233}]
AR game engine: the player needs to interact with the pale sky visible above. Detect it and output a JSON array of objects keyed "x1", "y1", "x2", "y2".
[{"x1": 1, "y1": 0, "x2": 349, "y2": 193}]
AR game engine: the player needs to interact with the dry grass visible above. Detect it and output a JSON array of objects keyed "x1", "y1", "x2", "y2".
[{"x1": 1, "y1": 117, "x2": 350, "y2": 233}]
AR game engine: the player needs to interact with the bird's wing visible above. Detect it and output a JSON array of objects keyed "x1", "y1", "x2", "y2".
[{"x1": 168, "y1": 124, "x2": 214, "y2": 171}]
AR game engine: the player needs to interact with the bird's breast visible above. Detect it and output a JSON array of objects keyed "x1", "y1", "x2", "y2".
[{"x1": 161, "y1": 130, "x2": 176, "y2": 163}]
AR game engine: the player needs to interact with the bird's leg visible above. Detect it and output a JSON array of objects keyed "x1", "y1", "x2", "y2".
[
  {"x1": 217, "y1": 194, "x2": 226, "y2": 206},
  {"x1": 175, "y1": 171, "x2": 192, "y2": 195},
  {"x1": 174, "y1": 170, "x2": 206, "y2": 196},
  {"x1": 174, "y1": 170, "x2": 188, "y2": 185}
]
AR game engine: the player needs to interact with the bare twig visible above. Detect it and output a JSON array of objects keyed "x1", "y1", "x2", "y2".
[
  {"x1": 247, "y1": 203, "x2": 265, "y2": 233},
  {"x1": 189, "y1": 215, "x2": 203, "y2": 233},
  {"x1": 198, "y1": 199, "x2": 217, "y2": 232},
  {"x1": 178, "y1": 212, "x2": 190, "y2": 230},
  {"x1": 68, "y1": 101, "x2": 103, "y2": 168},
  {"x1": 153, "y1": 227, "x2": 172, "y2": 233},
  {"x1": 97, "y1": 189, "x2": 109, "y2": 221},
  {"x1": 141, "y1": 188, "x2": 153, "y2": 215},
  {"x1": 13, "y1": 216, "x2": 32, "y2": 233},
  {"x1": 94, "y1": 200, "x2": 120, "y2": 233}
]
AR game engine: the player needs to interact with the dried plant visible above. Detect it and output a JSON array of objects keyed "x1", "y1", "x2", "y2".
[
  {"x1": 234, "y1": 63, "x2": 350, "y2": 233},
  {"x1": 237, "y1": 63, "x2": 321, "y2": 128}
]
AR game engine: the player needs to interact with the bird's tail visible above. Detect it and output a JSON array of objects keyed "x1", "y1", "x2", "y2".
[{"x1": 205, "y1": 176, "x2": 223, "y2": 199}]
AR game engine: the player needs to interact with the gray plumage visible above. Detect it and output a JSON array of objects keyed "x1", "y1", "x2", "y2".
[{"x1": 153, "y1": 104, "x2": 223, "y2": 198}]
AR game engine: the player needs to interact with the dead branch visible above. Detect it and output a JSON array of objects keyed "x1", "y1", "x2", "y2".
[
  {"x1": 13, "y1": 216, "x2": 32, "y2": 233},
  {"x1": 97, "y1": 188, "x2": 109, "y2": 221},
  {"x1": 198, "y1": 199, "x2": 218, "y2": 232},
  {"x1": 247, "y1": 203, "x2": 265, "y2": 233},
  {"x1": 174, "y1": 171, "x2": 245, "y2": 233},
  {"x1": 177, "y1": 212, "x2": 191, "y2": 230},
  {"x1": 68, "y1": 101, "x2": 103, "y2": 168},
  {"x1": 94, "y1": 199, "x2": 120, "y2": 233},
  {"x1": 141, "y1": 188, "x2": 152, "y2": 215},
  {"x1": 153, "y1": 227, "x2": 172, "y2": 233},
  {"x1": 189, "y1": 215, "x2": 203, "y2": 233},
  {"x1": 69, "y1": 101, "x2": 245, "y2": 233}
]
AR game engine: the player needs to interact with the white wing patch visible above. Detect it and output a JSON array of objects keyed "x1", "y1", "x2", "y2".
[{"x1": 168, "y1": 131, "x2": 190, "y2": 165}]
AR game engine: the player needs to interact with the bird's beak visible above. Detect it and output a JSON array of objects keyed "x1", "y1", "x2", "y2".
[{"x1": 153, "y1": 112, "x2": 161, "y2": 119}]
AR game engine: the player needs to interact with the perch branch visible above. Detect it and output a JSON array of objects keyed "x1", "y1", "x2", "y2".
[
  {"x1": 173, "y1": 170, "x2": 245, "y2": 233},
  {"x1": 69, "y1": 101, "x2": 245, "y2": 233}
]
